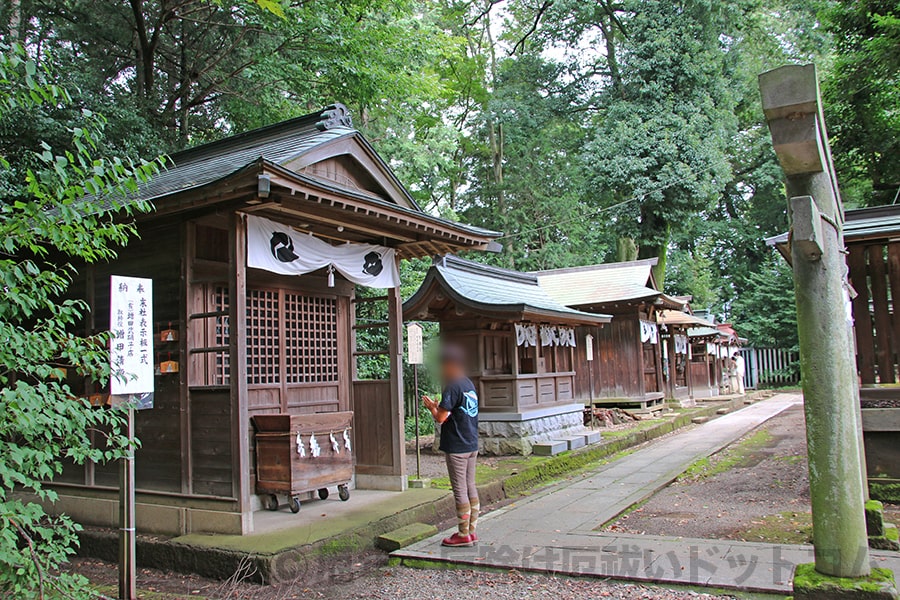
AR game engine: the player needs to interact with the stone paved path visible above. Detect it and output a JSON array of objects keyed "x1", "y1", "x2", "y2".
[{"x1": 393, "y1": 394, "x2": 900, "y2": 594}]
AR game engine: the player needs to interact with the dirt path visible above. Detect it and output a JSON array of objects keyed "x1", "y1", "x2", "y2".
[
  {"x1": 604, "y1": 405, "x2": 900, "y2": 543},
  {"x1": 605, "y1": 405, "x2": 811, "y2": 542}
]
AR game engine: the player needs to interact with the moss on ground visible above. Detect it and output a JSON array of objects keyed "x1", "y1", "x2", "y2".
[
  {"x1": 600, "y1": 418, "x2": 667, "y2": 438},
  {"x1": 793, "y1": 563, "x2": 897, "y2": 595},
  {"x1": 870, "y1": 480, "x2": 900, "y2": 504},
  {"x1": 681, "y1": 429, "x2": 774, "y2": 481},
  {"x1": 739, "y1": 511, "x2": 813, "y2": 545}
]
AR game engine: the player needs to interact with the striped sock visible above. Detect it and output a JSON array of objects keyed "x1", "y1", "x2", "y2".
[
  {"x1": 456, "y1": 502, "x2": 471, "y2": 536},
  {"x1": 469, "y1": 498, "x2": 480, "y2": 533}
]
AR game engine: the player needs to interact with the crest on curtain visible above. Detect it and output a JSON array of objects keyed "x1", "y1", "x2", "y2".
[
  {"x1": 640, "y1": 320, "x2": 659, "y2": 345},
  {"x1": 246, "y1": 214, "x2": 400, "y2": 288},
  {"x1": 674, "y1": 334, "x2": 688, "y2": 355}
]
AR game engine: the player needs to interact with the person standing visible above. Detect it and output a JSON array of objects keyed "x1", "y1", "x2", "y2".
[
  {"x1": 732, "y1": 353, "x2": 746, "y2": 394},
  {"x1": 423, "y1": 345, "x2": 480, "y2": 548}
]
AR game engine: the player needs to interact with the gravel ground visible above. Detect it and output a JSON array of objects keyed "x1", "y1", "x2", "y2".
[
  {"x1": 322, "y1": 566, "x2": 738, "y2": 600},
  {"x1": 861, "y1": 399, "x2": 900, "y2": 408},
  {"x1": 605, "y1": 406, "x2": 812, "y2": 541},
  {"x1": 72, "y1": 559, "x2": 739, "y2": 599}
]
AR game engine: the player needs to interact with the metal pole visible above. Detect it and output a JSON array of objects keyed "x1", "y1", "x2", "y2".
[
  {"x1": 414, "y1": 363, "x2": 421, "y2": 479},
  {"x1": 119, "y1": 405, "x2": 136, "y2": 600}
]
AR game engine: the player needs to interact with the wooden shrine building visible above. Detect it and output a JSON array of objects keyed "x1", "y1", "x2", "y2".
[
  {"x1": 771, "y1": 204, "x2": 900, "y2": 492},
  {"x1": 403, "y1": 256, "x2": 609, "y2": 455},
  {"x1": 534, "y1": 258, "x2": 685, "y2": 412},
  {"x1": 773, "y1": 204, "x2": 900, "y2": 385},
  {"x1": 52, "y1": 105, "x2": 500, "y2": 536},
  {"x1": 656, "y1": 305, "x2": 720, "y2": 402}
]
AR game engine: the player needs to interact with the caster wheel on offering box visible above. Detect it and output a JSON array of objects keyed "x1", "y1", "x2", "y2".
[
  {"x1": 289, "y1": 496, "x2": 301, "y2": 513},
  {"x1": 318, "y1": 488, "x2": 329, "y2": 500},
  {"x1": 338, "y1": 484, "x2": 350, "y2": 502}
]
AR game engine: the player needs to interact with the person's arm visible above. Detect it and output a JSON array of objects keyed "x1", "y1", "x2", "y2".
[{"x1": 423, "y1": 395, "x2": 450, "y2": 424}]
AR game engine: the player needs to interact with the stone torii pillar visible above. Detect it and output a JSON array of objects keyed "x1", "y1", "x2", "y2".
[{"x1": 759, "y1": 65, "x2": 873, "y2": 581}]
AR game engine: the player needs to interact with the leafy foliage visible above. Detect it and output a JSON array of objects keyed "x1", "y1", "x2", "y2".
[
  {"x1": 730, "y1": 255, "x2": 799, "y2": 350},
  {"x1": 824, "y1": 0, "x2": 900, "y2": 206},
  {"x1": 0, "y1": 45, "x2": 162, "y2": 598},
  {"x1": 581, "y1": 0, "x2": 739, "y2": 282}
]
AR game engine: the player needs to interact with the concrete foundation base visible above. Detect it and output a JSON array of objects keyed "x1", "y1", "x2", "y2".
[
  {"x1": 793, "y1": 564, "x2": 899, "y2": 600},
  {"x1": 476, "y1": 404, "x2": 588, "y2": 455},
  {"x1": 31, "y1": 489, "x2": 250, "y2": 536},
  {"x1": 356, "y1": 474, "x2": 408, "y2": 492}
]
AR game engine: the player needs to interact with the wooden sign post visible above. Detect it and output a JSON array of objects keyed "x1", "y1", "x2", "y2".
[
  {"x1": 407, "y1": 323, "x2": 425, "y2": 483},
  {"x1": 759, "y1": 66, "x2": 877, "y2": 587},
  {"x1": 109, "y1": 275, "x2": 154, "y2": 600},
  {"x1": 586, "y1": 334, "x2": 596, "y2": 429}
]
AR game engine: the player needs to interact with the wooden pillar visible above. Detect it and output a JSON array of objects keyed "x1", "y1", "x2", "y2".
[
  {"x1": 228, "y1": 213, "x2": 252, "y2": 533},
  {"x1": 180, "y1": 222, "x2": 193, "y2": 495},
  {"x1": 684, "y1": 329, "x2": 694, "y2": 400},
  {"x1": 760, "y1": 64, "x2": 870, "y2": 578},
  {"x1": 387, "y1": 277, "x2": 408, "y2": 489},
  {"x1": 666, "y1": 330, "x2": 677, "y2": 399}
]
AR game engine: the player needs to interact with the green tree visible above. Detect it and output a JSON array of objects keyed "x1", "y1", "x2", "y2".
[
  {"x1": 730, "y1": 255, "x2": 799, "y2": 350},
  {"x1": 0, "y1": 45, "x2": 161, "y2": 598},
  {"x1": 24, "y1": 0, "x2": 452, "y2": 151},
  {"x1": 824, "y1": 0, "x2": 900, "y2": 206},
  {"x1": 460, "y1": 54, "x2": 612, "y2": 270},
  {"x1": 582, "y1": 0, "x2": 739, "y2": 283}
]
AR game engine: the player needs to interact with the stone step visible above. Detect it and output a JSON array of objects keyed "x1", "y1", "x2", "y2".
[
  {"x1": 716, "y1": 408, "x2": 730, "y2": 415},
  {"x1": 870, "y1": 523, "x2": 900, "y2": 551},
  {"x1": 692, "y1": 416, "x2": 710, "y2": 425},
  {"x1": 585, "y1": 431, "x2": 602, "y2": 445},
  {"x1": 376, "y1": 523, "x2": 438, "y2": 552},
  {"x1": 533, "y1": 440, "x2": 567, "y2": 456},
  {"x1": 560, "y1": 435, "x2": 586, "y2": 451}
]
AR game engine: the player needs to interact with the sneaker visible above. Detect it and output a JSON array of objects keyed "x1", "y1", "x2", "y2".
[
  {"x1": 470, "y1": 531, "x2": 478, "y2": 543},
  {"x1": 441, "y1": 533, "x2": 474, "y2": 547}
]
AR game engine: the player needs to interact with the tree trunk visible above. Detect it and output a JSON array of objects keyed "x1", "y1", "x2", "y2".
[{"x1": 616, "y1": 237, "x2": 638, "y2": 262}]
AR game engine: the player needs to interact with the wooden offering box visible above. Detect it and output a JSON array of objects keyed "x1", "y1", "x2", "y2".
[{"x1": 252, "y1": 411, "x2": 353, "y2": 513}]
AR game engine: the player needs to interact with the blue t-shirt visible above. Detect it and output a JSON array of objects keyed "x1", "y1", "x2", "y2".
[{"x1": 439, "y1": 377, "x2": 479, "y2": 454}]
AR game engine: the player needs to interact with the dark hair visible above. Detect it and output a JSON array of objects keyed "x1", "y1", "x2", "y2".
[{"x1": 439, "y1": 343, "x2": 466, "y2": 367}]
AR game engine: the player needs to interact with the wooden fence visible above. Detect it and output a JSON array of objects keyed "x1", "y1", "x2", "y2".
[
  {"x1": 847, "y1": 241, "x2": 900, "y2": 384},
  {"x1": 740, "y1": 347, "x2": 800, "y2": 389}
]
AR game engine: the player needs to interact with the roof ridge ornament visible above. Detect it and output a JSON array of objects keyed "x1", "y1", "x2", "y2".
[{"x1": 316, "y1": 103, "x2": 353, "y2": 131}]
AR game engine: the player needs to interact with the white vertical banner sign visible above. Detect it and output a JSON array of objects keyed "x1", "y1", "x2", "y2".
[
  {"x1": 585, "y1": 334, "x2": 595, "y2": 361},
  {"x1": 407, "y1": 322, "x2": 424, "y2": 481},
  {"x1": 109, "y1": 275, "x2": 153, "y2": 600},
  {"x1": 109, "y1": 276, "x2": 155, "y2": 405},
  {"x1": 407, "y1": 323, "x2": 424, "y2": 365}
]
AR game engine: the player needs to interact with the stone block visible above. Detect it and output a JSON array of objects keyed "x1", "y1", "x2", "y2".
[
  {"x1": 870, "y1": 524, "x2": 900, "y2": 551},
  {"x1": 376, "y1": 523, "x2": 438, "y2": 552},
  {"x1": 692, "y1": 416, "x2": 710, "y2": 425},
  {"x1": 478, "y1": 407, "x2": 585, "y2": 456},
  {"x1": 716, "y1": 408, "x2": 730, "y2": 415},
  {"x1": 409, "y1": 478, "x2": 431, "y2": 489},
  {"x1": 793, "y1": 564, "x2": 899, "y2": 600},
  {"x1": 561, "y1": 435, "x2": 586, "y2": 451},
  {"x1": 585, "y1": 431, "x2": 602, "y2": 445},
  {"x1": 533, "y1": 441, "x2": 567, "y2": 456},
  {"x1": 867, "y1": 500, "x2": 886, "y2": 537}
]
